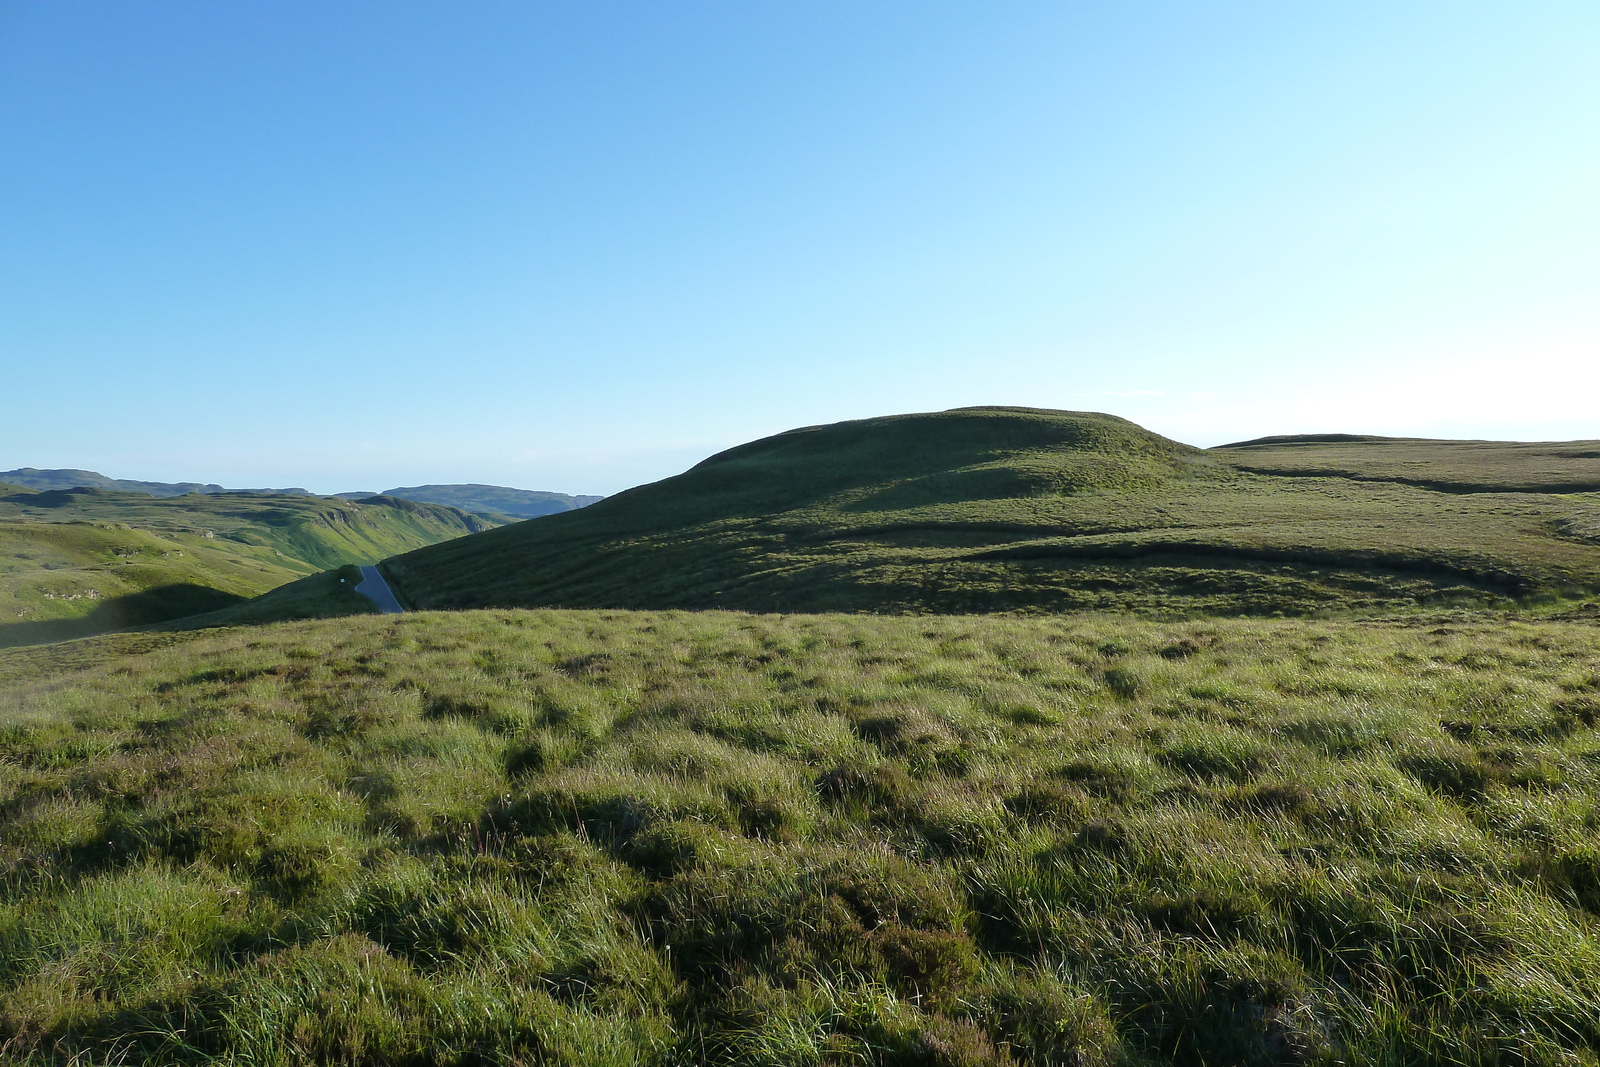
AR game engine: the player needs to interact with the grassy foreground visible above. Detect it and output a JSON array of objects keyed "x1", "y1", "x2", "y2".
[{"x1": 5, "y1": 608, "x2": 1600, "y2": 1063}]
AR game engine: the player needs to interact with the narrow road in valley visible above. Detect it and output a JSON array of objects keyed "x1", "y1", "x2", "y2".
[{"x1": 356, "y1": 565, "x2": 405, "y2": 614}]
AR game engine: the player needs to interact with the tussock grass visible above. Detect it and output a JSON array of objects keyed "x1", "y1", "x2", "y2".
[{"x1": 4, "y1": 608, "x2": 1600, "y2": 1063}]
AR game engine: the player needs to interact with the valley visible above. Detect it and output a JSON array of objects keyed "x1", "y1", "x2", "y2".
[{"x1": 0, "y1": 487, "x2": 501, "y2": 646}]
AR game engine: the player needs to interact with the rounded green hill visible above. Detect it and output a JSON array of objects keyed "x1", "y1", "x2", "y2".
[
  {"x1": 383, "y1": 407, "x2": 1600, "y2": 616},
  {"x1": 592, "y1": 407, "x2": 1214, "y2": 527}
]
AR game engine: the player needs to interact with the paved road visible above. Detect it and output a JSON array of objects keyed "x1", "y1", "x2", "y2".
[{"x1": 355, "y1": 565, "x2": 405, "y2": 614}]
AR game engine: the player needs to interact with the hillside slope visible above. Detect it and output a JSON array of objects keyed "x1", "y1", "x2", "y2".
[
  {"x1": 383, "y1": 407, "x2": 1600, "y2": 616},
  {"x1": 0, "y1": 489, "x2": 503, "y2": 645}
]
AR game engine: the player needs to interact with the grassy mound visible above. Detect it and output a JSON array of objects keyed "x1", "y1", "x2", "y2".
[
  {"x1": 384, "y1": 407, "x2": 1600, "y2": 616},
  {"x1": 0, "y1": 489, "x2": 503, "y2": 646},
  {"x1": 5, "y1": 607, "x2": 1600, "y2": 1063}
]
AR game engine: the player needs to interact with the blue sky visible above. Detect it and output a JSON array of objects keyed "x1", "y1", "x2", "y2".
[{"x1": 3, "y1": 2, "x2": 1597, "y2": 495}]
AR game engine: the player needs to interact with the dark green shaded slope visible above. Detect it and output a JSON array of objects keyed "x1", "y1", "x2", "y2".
[{"x1": 384, "y1": 406, "x2": 1600, "y2": 616}]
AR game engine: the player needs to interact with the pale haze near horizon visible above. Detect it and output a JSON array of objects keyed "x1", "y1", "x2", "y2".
[{"x1": 2, "y1": 2, "x2": 1596, "y2": 496}]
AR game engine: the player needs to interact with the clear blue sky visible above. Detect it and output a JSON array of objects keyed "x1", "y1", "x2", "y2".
[{"x1": 3, "y1": 2, "x2": 1597, "y2": 495}]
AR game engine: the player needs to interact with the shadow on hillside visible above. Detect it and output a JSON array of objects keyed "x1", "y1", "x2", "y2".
[
  {"x1": 146, "y1": 565, "x2": 380, "y2": 634},
  {"x1": 0, "y1": 584, "x2": 248, "y2": 648}
]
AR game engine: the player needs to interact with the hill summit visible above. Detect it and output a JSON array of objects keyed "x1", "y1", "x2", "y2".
[
  {"x1": 594, "y1": 407, "x2": 1210, "y2": 528},
  {"x1": 381, "y1": 406, "x2": 1600, "y2": 616}
]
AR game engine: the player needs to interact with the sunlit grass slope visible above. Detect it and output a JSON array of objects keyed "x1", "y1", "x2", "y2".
[
  {"x1": 0, "y1": 489, "x2": 502, "y2": 645},
  {"x1": 5, "y1": 608, "x2": 1600, "y2": 1063},
  {"x1": 1215, "y1": 433, "x2": 1600, "y2": 494},
  {"x1": 385, "y1": 407, "x2": 1600, "y2": 617}
]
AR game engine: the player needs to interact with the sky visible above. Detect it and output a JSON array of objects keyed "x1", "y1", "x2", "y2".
[{"x1": 2, "y1": 2, "x2": 1597, "y2": 496}]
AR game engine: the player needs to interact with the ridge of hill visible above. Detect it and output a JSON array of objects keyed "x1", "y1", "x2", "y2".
[
  {"x1": 381, "y1": 406, "x2": 1600, "y2": 617},
  {"x1": 0, "y1": 489, "x2": 503, "y2": 646},
  {"x1": 0, "y1": 469, "x2": 603, "y2": 517},
  {"x1": 0, "y1": 466, "x2": 314, "y2": 497},
  {"x1": 338, "y1": 483, "x2": 604, "y2": 519}
]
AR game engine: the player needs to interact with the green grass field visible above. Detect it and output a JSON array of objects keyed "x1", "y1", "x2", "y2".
[
  {"x1": 5, "y1": 606, "x2": 1600, "y2": 1064},
  {"x1": 0, "y1": 488, "x2": 503, "y2": 646},
  {"x1": 383, "y1": 408, "x2": 1600, "y2": 618}
]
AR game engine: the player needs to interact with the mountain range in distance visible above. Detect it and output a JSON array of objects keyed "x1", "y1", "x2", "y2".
[
  {"x1": 0, "y1": 467, "x2": 314, "y2": 497},
  {"x1": 335, "y1": 484, "x2": 604, "y2": 519},
  {"x1": 0, "y1": 468, "x2": 602, "y2": 520}
]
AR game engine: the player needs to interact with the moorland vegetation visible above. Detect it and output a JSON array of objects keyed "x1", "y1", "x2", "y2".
[{"x1": 5, "y1": 608, "x2": 1600, "y2": 1064}]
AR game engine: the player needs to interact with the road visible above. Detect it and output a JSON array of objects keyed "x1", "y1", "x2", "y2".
[{"x1": 355, "y1": 565, "x2": 405, "y2": 614}]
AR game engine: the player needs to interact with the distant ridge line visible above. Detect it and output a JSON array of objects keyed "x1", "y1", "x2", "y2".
[
  {"x1": 0, "y1": 467, "x2": 312, "y2": 497},
  {"x1": 0, "y1": 468, "x2": 602, "y2": 517},
  {"x1": 1214, "y1": 432, "x2": 1600, "y2": 449},
  {"x1": 1215, "y1": 433, "x2": 1417, "y2": 449}
]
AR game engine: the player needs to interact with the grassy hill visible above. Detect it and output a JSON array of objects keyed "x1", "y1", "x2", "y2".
[
  {"x1": 0, "y1": 489, "x2": 502, "y2": 646},
  {"x1": 382, "y1": 407, "x2": 1600, "y2": 618},
  {"x1": 5, "y1": 606, "x2": 1600, "y2": 1063}
]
